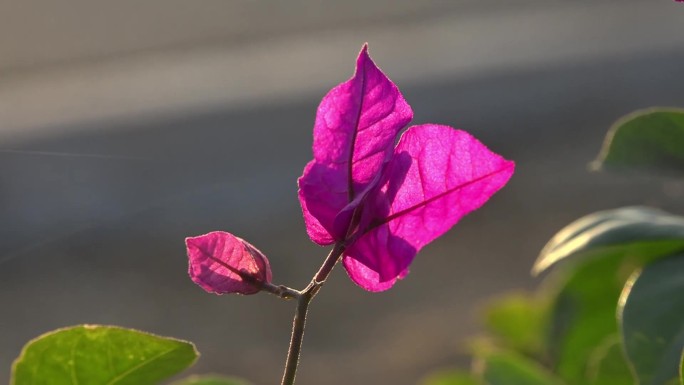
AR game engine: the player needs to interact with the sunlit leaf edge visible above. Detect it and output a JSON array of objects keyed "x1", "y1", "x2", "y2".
[
  {"x1": 533, "y1": 206, "x2": 684, "y2": 275},
  {"x1": 591, "y1": 107, "x2": 684, "y2": 173}
]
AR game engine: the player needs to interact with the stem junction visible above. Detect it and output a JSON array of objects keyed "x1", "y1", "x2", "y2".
[{"x1": 277, "y1": 242, "x2": 346, "y2": 385}]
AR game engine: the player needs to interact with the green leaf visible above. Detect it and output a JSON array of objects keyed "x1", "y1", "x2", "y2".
[
  {"x1": 680, "y1": 351, "x2": 683, "y2": 385},
  {"x1": 474, "y1": 350, "x2": 564, "y2": 385},
  {"x1": 11, "y1": 325, "x2": 198, "y2": 385},
  {"x1": 537, "y1": 207, "x2": 684, "y2": 384},
  {"x1": 546, "y1": 250, "x2": 636, "y2": 384},
  {"x1": 533, "y1": 206, "x2": 684, "y2": 275},
  {"x1": 171, "y1": 375, "x2": 250, "y2": 385},
  {"x1": 420, "y1": 369, "x2": 481, "y2": 385},
  {"x1": 592, "y1": 108, "x2": 684, "y2": 175},
  {"x1": 619, "y1": 255, "x2": 684, "y2": 385},
  {"x1": 585, "y1": 335, "x2": 634, "y2": 385},
  {"x1": 483, "y1": 293, "x2": 547, "y2": 356}
]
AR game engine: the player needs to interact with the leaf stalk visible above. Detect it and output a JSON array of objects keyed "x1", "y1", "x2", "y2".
[{"x1": 280, "y1": 242, "x2": 346, "y2": 385}]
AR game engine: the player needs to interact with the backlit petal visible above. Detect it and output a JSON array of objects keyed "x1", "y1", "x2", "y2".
[
  {"x1": 186, "y1": 231, "x2": 272, "y2": 295},
  {"x1": 298, "y1": 44, "x2": 413, "y2": 244},
  {"x1": 344, "y1": 125, "x2": 514, "y2": 287},
  {"x1": 343, "y1": 255, "x2": 409, "y2": 292}
]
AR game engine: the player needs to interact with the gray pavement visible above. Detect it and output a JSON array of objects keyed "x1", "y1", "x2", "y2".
[{"x1": 1, "y1": 1, "x2": 684, "y2": 384}]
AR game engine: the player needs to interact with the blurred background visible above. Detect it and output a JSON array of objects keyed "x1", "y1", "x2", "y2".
[{"x1": 2, "y1": 1, "x2": 684, "y2": 384}]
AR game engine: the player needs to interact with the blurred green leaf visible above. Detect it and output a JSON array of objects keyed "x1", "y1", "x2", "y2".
[
  {"x1": 586, "y1": 335, "x2": 634, "y2": 385},
  {"x1": 11, "y1": 325, "x2": 198, "y2": 385},
  {"x1": 546, "y1": 250, "x2": 635, "y2": 384},
  {"x1": 680, "y1": 351, "x2": 683, "y2": 385},
  {"x1": 536, "y1": 206, "x2": 684, "y2": 384},
  {"x1": 619, "y1": 255, "x2": 684, "y2": 385},
  {"x1": 483, "y1": 293, "x2": 547, "y2": 356},
  {"x1": 420, "y1": 369, "x2": 481, "y2": 385},
  {"x1": 474, "y1": 350, "x2": 564, "y2": 385},
  {"x1": 533, "y1": 206, "x2": 684, "y2": 275},
  {"x1": 171, "y1": 375, "x2": 250, "y2": 385},
  {"x1": 592, "y1": 108, "x2": 684, "y2": 174}
]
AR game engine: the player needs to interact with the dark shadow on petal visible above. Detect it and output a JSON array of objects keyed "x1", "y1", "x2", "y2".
[
  {"x1": 360, "y1": 150, "x2": 412, "y2": 234},
  {"x1": 345, "y1": 227, "x2": 417, "y2": 285},
  {"x1": 383, "y1": 151, "x2": 412, "y2": 205},
  {"x1": 299, "y1": 161, "x2": 348, "y2": 240},
  {"x1": 345, "y1": 151, "x2": 416, "y2": 282}
]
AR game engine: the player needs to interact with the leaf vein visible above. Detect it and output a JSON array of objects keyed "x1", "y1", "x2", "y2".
[
  {"x1": 105, "y1": 346, "x2": 179, "y2": 385},
  {"x1": 374, "y1": 164, "x2": 512, "y2": 229}
]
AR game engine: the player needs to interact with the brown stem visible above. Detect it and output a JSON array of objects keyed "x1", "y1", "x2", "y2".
[
  {"x1": 280, "y1": 242, "x2": 346, "y2": 385},
  {"x1": 261, "y1": 282, "x2": 301, "y2": 300}
]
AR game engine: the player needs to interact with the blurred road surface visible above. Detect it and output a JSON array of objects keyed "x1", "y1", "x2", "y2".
[{"x1": 1, "y1": 1, "x2": 684, "y2": 384}]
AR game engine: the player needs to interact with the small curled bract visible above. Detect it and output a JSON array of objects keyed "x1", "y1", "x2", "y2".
[{"x1": 186, "y1": 231, "x2": 272, "y2": 295}]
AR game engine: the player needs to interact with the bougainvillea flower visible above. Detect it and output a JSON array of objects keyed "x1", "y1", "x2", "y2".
[
  {"x1": 298, "y1": 45, "x2": 515, "y2": 292},
  {"x1": 186, "y1": 231, "x2": 272, "y2": 295}
]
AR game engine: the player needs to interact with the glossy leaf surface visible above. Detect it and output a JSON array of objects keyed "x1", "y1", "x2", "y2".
[
  {"x1": 620, "y1": 255, "x2": 684, "y2": 385},
  {"x1": 593, "y1": 108, "x2": 684, "y2": 175},
  {"x1": 533, "y1": 206, "x2": 684, "y2": 275}
]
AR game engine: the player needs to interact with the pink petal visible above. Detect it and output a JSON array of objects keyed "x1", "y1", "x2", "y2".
[
  {"x1": 298, "y1": 160, "x2": 345, "y2": 245},
  {"x1": 343, "y1": 254, "x2": 409, "y2": 292},
  {"x1": 186, "y1": 231, "x2": 272, "y2": 295},
  {"x1": 298, "y1": 44, "x2": 413, "y2": 244},
  {"x1": 345, "y1": 125, "x2": 514, "y2": 288}
]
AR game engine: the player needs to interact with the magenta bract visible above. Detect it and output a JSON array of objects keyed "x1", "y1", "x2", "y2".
[
  {"x1": 298, "y1": 45, "x2": 515, "y2": 292},
  {"x1": 298, "y1": 44, "x2": 413, "y2": 245},
  {"x1": 186, "y1": 231, "x2": 272, "y2": 295}
]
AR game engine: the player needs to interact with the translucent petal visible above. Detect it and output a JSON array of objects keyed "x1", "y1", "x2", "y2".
[
  {"x1": 186, "y1": 231, "x2": 272, "y2": 295},
  {"x1": 298, "y1": 44, "x2": 413, "y2": 244},
  {"x1": 345, "y1": 125, "x2": 515, "y2": 289}
]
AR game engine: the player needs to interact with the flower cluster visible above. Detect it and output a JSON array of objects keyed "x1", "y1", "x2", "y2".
[{"x1": 186, "y1": 44, "x2": 514, "y2": 293}]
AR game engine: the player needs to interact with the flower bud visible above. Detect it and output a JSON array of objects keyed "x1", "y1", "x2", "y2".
[{"x1": 186, "y1": 231, "x2": 272, "y2": 295}]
